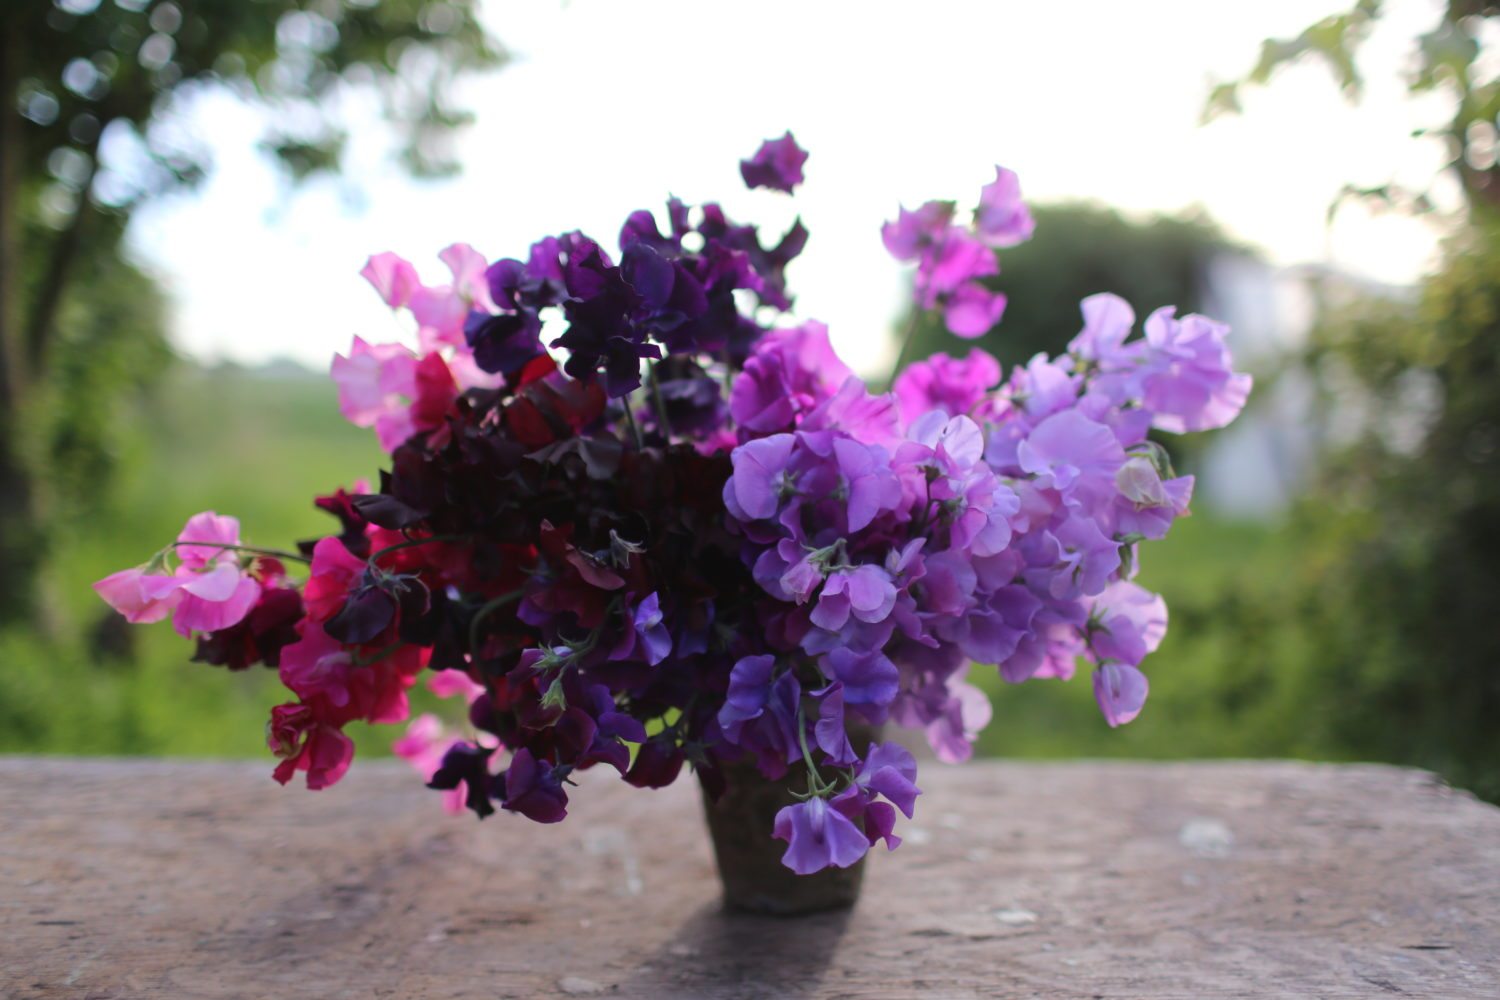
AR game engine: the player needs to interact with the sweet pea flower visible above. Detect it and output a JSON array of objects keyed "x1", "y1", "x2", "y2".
[
  {"x1": 94, "y1": 511, "x2": 261, "y2": 637},
  {"x1": 360, "y1": 252, "x2": 421, "y2": 308},
  {"x1": 812, "y1": 565, "x2": 899, "y2": 631},
  {"x1": 773, "y1": 795, "x2": 869, "y2": 874},
  {"x1": 729, "y1": 322, "x2": 852, "y2": 433},
  {"x1": 975, "y1": 166, "x2": 1035, "y2": 248},
  {"x1": 1093, "y1": 661, "x2": 1149, "y2": 727},
  {"x1": 892, "y1": 349, "x2": 1001, "y2": 425},
  {"x1": 740, "y1": 132, "x2": 809, "y2": 193},
  {"x1": 1138, "y1": 307, "x2": 1253, "y2": 433},
  {"x1": 1086, "y1": 581, "x2": 1167, "y2": 667},
  {"x1": 268, "y1": 703, "x2": 355, "y2": 790},
  {"x1": 393, "y1": 714, "x2": 468, "y2": 814}
]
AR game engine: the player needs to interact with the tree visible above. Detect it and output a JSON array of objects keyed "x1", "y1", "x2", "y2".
[
  {"x1": 0, "y1": 1, "x2": 503, "y2": 624},
  {"x1": 1203, "y1": 1, "x2": 1500, "y2": 799}
]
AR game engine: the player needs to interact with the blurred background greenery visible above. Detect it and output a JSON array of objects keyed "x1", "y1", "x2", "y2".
[{"x1": 1, "y1": 1, "x2": 1497, "y2": 804}]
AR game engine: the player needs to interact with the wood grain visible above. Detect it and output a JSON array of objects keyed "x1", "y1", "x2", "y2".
[{"x1": 1, "y1": 758, "x2": 1497, "y2": 998}]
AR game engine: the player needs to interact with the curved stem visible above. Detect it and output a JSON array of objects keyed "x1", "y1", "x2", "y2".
[{"x1": 169, "y1": 541, "x2": 310, "y2": 565}]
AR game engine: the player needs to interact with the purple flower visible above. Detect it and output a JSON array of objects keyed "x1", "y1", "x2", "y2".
[
  {"x1": 813, "y1": 683, "x2": 857, "y2": 766},
  {"x1": 717, "y1": 654, "x2": 777, "y2": 740},
  {"x1": 740, "y1": 132, "x2": 809, "y2": 193},
  {"x1": 631, "y1": 592, "x2": 673, "y2": 665},
  {"x1": 1069, "y1": 293, "x2": 1139, "y2": 368},
  {"x1": 1138, "y1": 308, "x2": 1253, "y2": 433},
  {"x1": 725, "y1": 434, "x2": 796, "y2": 521},
  {"x1": 881, "y1": 201, "x2": 954, "y2": 261},
  {"x1": 974, "y1": 166, "x2": 1035, "y2": 248},
  {"x1": 500, "y1": 748, "x2": 570, "y2": 823},
  {"x1": 729, "y1": 322, "x2": 853, "y2": 434},
  {"x1": 1086, "y1": 582, "x2": 1167, "y2": 667},
  {"x1": 1093, "y1": 662, "x2": 1149, "y2": 727},
  {"x1": 821, "y1": 647, "x2": 899, "y2": 710},
  {"x1": 1017, "y1": 409, "x2": 1125, "y2": 514},
  {"x1": 854, "y1": 741, "x2": 920, "y2": 817},
  {"x1": 773, "y1": 795, "x2": 869, "y2": 874},
  {"x1": 923, "y1": 675, "x2": 993, "y2": 763},
  {"x1": 812, "y1": 565, "x2": 898, "y2": 631},
  {"x1": 831, "y1": 437, "x2": 903, "y2": 532}
]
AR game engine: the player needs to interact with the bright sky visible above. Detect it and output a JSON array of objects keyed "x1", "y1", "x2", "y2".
[{"x1": 127, "y1": 0, "x2": 1457, "y2": 378}]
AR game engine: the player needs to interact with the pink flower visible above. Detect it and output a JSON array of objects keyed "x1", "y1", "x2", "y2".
[
  {"x1": 393, "y1": 714, "x2": 467, "y2": 814},
  {"x1": 331, "y1": 338, "x2": 458, "y2": 452},
  {"x1": 360, "y1": 252, "x2": 421, "y2": 308},
  {"x1": 427, "y1": 669, "x2": 485, "y2": 703},
  {"x1": 409, "y1": 243, "x2": 495, "y2": 350},
  {"x1": 331, "y1": 336, "x2": 419, "y2": 447},
  {"x1": 94, "y1": 511, "x2": 261, "y2": 637}
]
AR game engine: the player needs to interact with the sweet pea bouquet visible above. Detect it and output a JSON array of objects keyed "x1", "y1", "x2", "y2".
[{"x1": 96, "y1": 134, "x2": 1249, "y2": 876}]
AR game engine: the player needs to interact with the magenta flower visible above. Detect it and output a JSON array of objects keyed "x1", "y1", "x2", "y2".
[
  {"x1": 740, "y1": 132, "x2": 809, "y2": 193},
  {"x1": 773, "y1": 795, "x2": 869, "y2": 875},
  {"x1": 893, "y1": 348, "x2": 1001, "y2": 424},
  {"x1": 944, "y1": 281, "x2": 1008, "y2": 339}
]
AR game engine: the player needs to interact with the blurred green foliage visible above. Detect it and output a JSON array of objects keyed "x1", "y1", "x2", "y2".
[
  {"x1": 0, "y1": 367, "x2": 378, "y2": 755},
  {"x1": 0, "y1": 1, "x2": 505, "y2": 628}
]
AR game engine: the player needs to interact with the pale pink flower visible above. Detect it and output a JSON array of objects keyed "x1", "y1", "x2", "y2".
[{"x1": 360, "y1": 252, "x2": 421, "y2": 308}]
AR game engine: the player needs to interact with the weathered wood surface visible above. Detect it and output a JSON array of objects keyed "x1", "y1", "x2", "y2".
[{"x1": 2, "y1": 758, "x2": 1497, "y2": 999}]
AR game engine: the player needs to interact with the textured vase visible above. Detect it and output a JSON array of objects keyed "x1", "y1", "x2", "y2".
[
  {"x1": 698, "y1": 758, "x2": 866, "y2": 915},
  {"x1": 698, "y1": 722, "x2": 880, "y2": 915}
]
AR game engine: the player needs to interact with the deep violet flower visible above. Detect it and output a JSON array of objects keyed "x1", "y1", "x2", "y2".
[
  {"x1": 773, "y1": 795, "x2": 869, "y2": 874},
  {"x1": 739, "y1": 132, "x2": 809, "y2": 193}
]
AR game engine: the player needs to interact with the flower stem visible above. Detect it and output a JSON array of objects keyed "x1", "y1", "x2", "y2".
[
  {"x1": 169, "y1": 541, "x2": 310, "y2": 564},
  {"x1": 622, "y1": 397, "x2": 645, "y2": 449},
  {"x1": 646, "y1": 363, "x2": 675, "y2": 441}
]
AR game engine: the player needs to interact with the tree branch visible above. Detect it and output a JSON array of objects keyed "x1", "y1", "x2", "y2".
[
  {"x1": 0, "y1": 17, "x2": 24, "y2": 414},
  {"x1": 24, "y1": 143, "x2": 100, "y2": 376}
]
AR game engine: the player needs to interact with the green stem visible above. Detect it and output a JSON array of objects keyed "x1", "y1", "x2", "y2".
[
  {"x1": 467, "y1": 587, "x2": 527, "y2": 654},
  {"x1": 169, "y1": 541, "x2": 310, "y2": 565},
  {"x1": 622, "y1": 397, "x2": 645, "y2": 449},
  {"x1": 646, "y1": 363, "x2": 674, "y2": 441}
]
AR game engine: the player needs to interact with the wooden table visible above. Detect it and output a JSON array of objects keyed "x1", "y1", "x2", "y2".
[{"x1": 2, "y1": 758, "x2": 1497, "y2": 998}]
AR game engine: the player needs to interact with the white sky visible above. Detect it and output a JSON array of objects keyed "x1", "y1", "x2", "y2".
[{"x1": 126, "y1": 0, "x2": 1458, "y2": 378}]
